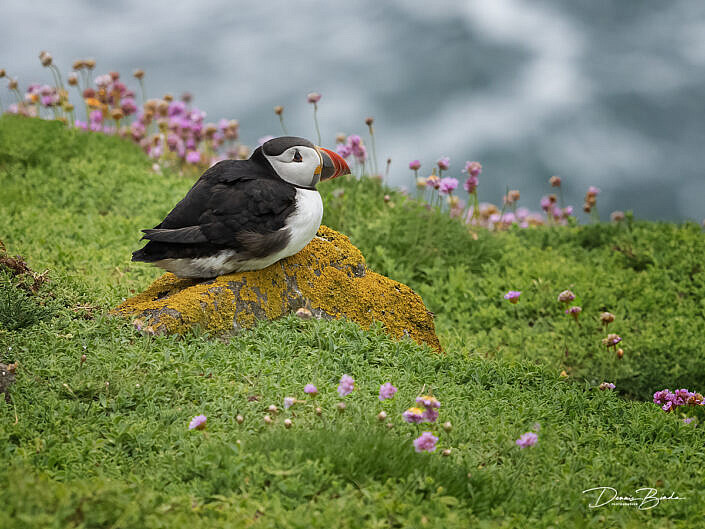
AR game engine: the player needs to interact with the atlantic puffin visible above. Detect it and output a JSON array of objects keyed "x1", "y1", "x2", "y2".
[{"x1": 131, "y1": 136, "x2": 350, "y2": 278}]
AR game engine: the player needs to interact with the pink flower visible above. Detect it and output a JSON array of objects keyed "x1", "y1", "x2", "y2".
[
  {"x1": 402, "y1": 407, "x2": 425, "y2": 423},
  {"x1": 599, "y1": 382, "x2": 616, "y2": 390},
  {"x1": 422, "y1": 408, "x2": 439, "y2": 423},
  {"x1": 378, "y1": 382, "x2": 397, "y2": 401},
  {"x1": 438, "y1": 177, "x2": 458, "y2": 195},
  {"x1": 188, "y1": 415, "x2": 207, "y2": 430},
  {"x1": 557, "y1": 290, "x2": 575, "y2": 303},
  {"x1": 337, "y1": 374, "x2": 354, "y2": 397},
  {"x1": 416, "y1": 395, "x2": 441, "y2": 409},
  {"x1": 284, "y1": 397, "x2": 295, "y2": 409},
  {"x1": 186, "y1": 151, "x2": 201, "y2": 164},
  {"x1": 409, "y1": 160, "x2": 421, "y2": 171},
  {"x1": 464, "y1": 161, "x2": 482, "y2": 177},
  {"x1": 307, "y1": 92, "x2": 322, "y2": 104},
  {"x1": 413, "y1": 432, "x2": 439, "y2": 453},
  {"x1": 504, "y1": 291, "x2": 521, "y2": 304},
  {"x1": 587, "y1": 186, "x2": 601, "y2": 196},
  {"x1": 464, "y1": 175, "x2": 479, "y2": 193},
  {"x1": 515, "y1": 432, "x2": 538, "y2": 448},
  {"x1": 304, "y1": 384, "x2": 318, "y2": 396},
  {"x1": 436, "y1": 157, "x2": 450, "y2": 171}
]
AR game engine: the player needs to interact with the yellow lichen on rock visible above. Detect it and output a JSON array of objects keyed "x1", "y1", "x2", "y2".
[{"x1": 113, "y1": 226, "x2": 441, "y2": 352}]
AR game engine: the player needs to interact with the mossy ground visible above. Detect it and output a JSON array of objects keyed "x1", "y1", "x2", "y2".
[{"x1": 1, "y1": 115, "x2": 704, "y2": 528}]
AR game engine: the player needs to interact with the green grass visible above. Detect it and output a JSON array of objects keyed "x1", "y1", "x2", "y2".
[{"x1": 1, "y1": 114, "x2": 705, "y2": 528}]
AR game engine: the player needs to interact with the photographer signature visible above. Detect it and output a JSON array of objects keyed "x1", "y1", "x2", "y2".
[{"x1": 582, "y1": 486, "x2": 686, "y2": 510}]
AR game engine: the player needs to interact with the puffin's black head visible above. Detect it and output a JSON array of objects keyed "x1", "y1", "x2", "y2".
[{"x1": 261, "y1": 136, "x2": 350, "y2": 188}]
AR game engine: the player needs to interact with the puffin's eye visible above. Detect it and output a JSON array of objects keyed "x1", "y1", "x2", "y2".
[{"x1": 292, "y1": 150, "x2": 302, "y2": 162}]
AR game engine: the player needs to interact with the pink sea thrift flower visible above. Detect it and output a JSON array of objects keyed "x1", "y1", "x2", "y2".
[
  {"x1": 422, "y1": 408, "x2": 439, "y2": 423},
  {"x1": 587, "y1": 186, "x2": 601, "y2": 196},
  {"x1": 337, "y1": 374, "x2": 354, "y2": 397},
  {"x1": 307, "y1": 92, "x2": 321, "y2": 104},
  {"x1": 378, "y1": 382, "x2": 397, "y2": 401},
  {"x1": 416, "y1": 395, "x2": 441, "y2": 409},
  {"x1": 504, "y1": 291, "x2": 521, "y2": 304},
  {"x1": 599, "y1": 382, "x2": 616, "y2": 390},
  {"x1": 186, "y1": 150, "x2": 201, "y2": 164},
  {"x1": 683, "y1": 417, "x2": 695, "y2": 425},
  {"x1": 284, "y1": 397, "x2": 295, "y2": 409},
  {"x1": 566, "y1": 306, "x2": 582, "y2": 321},
  {"x1": 436, "y1": 157, "x2": 450, "y2": 171},
  {"x1": 189, "y1": 415, "x2": 207, "y2": 430},
  {"x1": 464, "y1": 161, "x2": 482, "y2": 177},
  {"x1": 464, "y1": 175, "x2": 479, "y2": 194},
  {"x1": 409, "y1": 160, "x2": 421, "y2": 171},
  {"x1": 515, "y1": 432, "x2": 538, "y2": 448},
  {"x1": 413, "y1": 432, "x2": 439, "y2": 453},
  {"x1": 402, "y1": 407, "x2": 426, "y2": 423},
  {"x1": 304, "y1": 384, "x2": 318, "y2": 396},
  {"x1": 438, "y1": 177, "x2": 458, "y2": 195}
]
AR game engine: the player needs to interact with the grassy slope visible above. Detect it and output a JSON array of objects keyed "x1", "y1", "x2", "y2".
[{"x1": 1, "y1": 115, "x2": 704, "y2": 528}]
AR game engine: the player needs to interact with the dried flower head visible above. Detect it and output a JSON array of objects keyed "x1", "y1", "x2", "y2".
[
  {"x1": 617, "y1": 348, "x2": 624, "y2": 359},
  {"x1": 273, "y1": 105, "x2": 284, "y2": 115},
  {"x1": 442, "y1": 421, "x2": 453, "y2": 432},
  {"x1": 39, "y1": 51, "x2": 52, "y2": 67},
  {"x1": 508, "y1": 190, "x2": 521, "y2": 203},
  {"x1": 557, "y1": 290, "x2": 576, "y2": 303},
  {"x1": 565, "y1": 306, "x2": 582, "y2": 321},
  {"x1": 67, "y1": 73, "x2": 78, "y2": 86},
  {"x1": 549, "y1": 175, "x2": 562, "y2": 187},
  {"x1": 365, "y1": 116, "x2": 374, "y2": 126},
  {"x1": 377, "y1": 411, "x2": 387, "y2": 421},
  {"x1": 85, "y1": 59, "x2": 96, "y2": 69},
  {"x1": 600, "y1": 312, "x2": 615, "y2": 325},
  {"x1": 602, "y1": 334, "x2": 622, "y2": 347},
  {"x1": 599, "y1": 382, "x2": 616, "y2": 390},
  {"x1": 133, "y1": 69, "x2": 145, "y2": 79},
  {"x1": 284, "y1": 419, "x2": 292, "y2": 429},
  {"x1": 611, "y1": 210, "x2": 625, "y2": 222},
  {"x1": 315, "y1": 407, "x2": 323, "y2": 416},
  {"x1": 263, "y1": 414, "x2": 273, "y2": 424},
  {"x1": 236, "y1": 414, "x2": 244, "y2": 424},
  {"x1": 337, "y1": 402, "x2": 346, "y2": 412}
]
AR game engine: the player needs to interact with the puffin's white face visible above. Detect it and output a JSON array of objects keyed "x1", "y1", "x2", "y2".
[{"x1": 264, "y1": 146, "x2": 323, "y2": 188}]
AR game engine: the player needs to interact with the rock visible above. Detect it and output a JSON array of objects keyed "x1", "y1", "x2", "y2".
[{"x1": 113, "y1": 226, "x2": 441, "y2": 352}]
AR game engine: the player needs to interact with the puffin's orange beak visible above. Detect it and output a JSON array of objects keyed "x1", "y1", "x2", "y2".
[{"x1": 319, "y1": 147, "x2": 351, "y2": 181}]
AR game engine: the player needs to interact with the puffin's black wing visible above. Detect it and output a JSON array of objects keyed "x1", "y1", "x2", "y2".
[{"x1": 132, "y1": 158, "x2": 297, "y2": 262}]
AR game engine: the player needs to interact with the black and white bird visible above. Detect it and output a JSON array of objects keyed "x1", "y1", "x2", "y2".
[{"x1": 132, "y1": 136, "x2": 350, "y2": 278}]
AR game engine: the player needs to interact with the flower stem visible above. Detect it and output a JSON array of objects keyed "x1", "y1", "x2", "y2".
[
  {"x1": 313, "y1": 103, "x2": 321, "y2": 145},
  {"x1": 368, "y1": 125, "x2": 379, "y2": 178},
  {"x1": 278, "y1": 114, "x2": 288, "y2": 135}
]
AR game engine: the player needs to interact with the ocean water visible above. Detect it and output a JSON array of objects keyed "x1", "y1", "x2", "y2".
[{"x1": 2, "y1": 0, "x2": 704, "y2": 221}]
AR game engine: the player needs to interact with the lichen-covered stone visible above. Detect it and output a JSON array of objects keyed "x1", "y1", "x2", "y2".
[{"x1": 113, "y1": 226, "x2": 441, "y2": 352}]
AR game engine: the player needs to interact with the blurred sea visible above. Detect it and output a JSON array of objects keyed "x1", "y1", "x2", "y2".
[{"x1": 2, "y1": 0, "x2": 705, "y2": 221}]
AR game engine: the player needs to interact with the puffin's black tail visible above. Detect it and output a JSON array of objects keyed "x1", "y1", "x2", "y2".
[{"x1": 131, "y1": 247, "x2": 154, "y2": 262}]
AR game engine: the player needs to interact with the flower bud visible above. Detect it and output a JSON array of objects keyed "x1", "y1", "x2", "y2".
[
  {"x1": 383, "y1": 195, "x2": 391, "y2": 203},
  {"x1": 236, "y1": 414, "x2": 244, "y2": 424},
  {"x1": 508, "y1": 190, "x2": 520, "y2": 203},
  {"x1": 315, "y1": 407, "x2": 323, "y2": 416},
  {"x1": 600, "y1": 312, "x2": 615, "y2": 325},
  {"x1": 284, "y1": 419, "x2": 292, "y2": 429},
  {"x1": 80, "y1": 354, "x2": 87, "y2": 364},
  {"x1": 307, "y1": 92, "x2": 321, "y2": 104},
  {"x1": 267, "y1": 404, "x2": 278, "y2": 414},
  {"x1": 386, "y1": 422, "x2": 394, "y2": 429},
  {"x1": 8, "y1": 78, "x2": 18, "y2": 90},
  {"x1": 548, "y1": 194, "x2": 557, "y2": 204},
  {"x1": 617, "y1": 348, "x2": 624, "y2": 359},
  {"x1": 72, "y1": 60, "x2": 85, "y2": 70},
  {"x1": 273, "y1": 105, "x2": 284, "y2": 115},
  {"x1": 365, "y1": 116, "x2": 374, "y2": 126},
  {"x1": 67, "y1": 73, "x2": 78, "y2": 86},
  {"x1": 39, "y1": 51, "x2": 52, "y2": 67},
  {"x1": 180, "y1": 92, "x2": 192, "y2": 103},
  {"x1": 0, "y1": 68, "x2": 6, "y2": 78},
  {"x1": 337, "y1": 402, "x2": 346, "y2": 412},
  {"x1": 110, "y1": 108, "x2": 124, "y2": 121},
  {"x1": 263, "y1": 414, "x2": 273, "y2": 424},
  {"x1": 442, "y1": 421, "x2": 452, "y2": 432},
  {"x1": 336, "y1": 133, "x2": 346, "y2": 143},
  {"x1": 583, "y1": 203, "x2": 592, "y2": 213},
  {"x1": 377, "y1": 411, "x2": 387, "y2": 421},
  {"x1": 442, "y1": 448, "x2": 452, "y2": 457}
]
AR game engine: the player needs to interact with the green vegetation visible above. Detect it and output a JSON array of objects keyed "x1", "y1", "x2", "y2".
[{"x1": 1, "y1": 115, "x2": 704, "y2": 528}]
